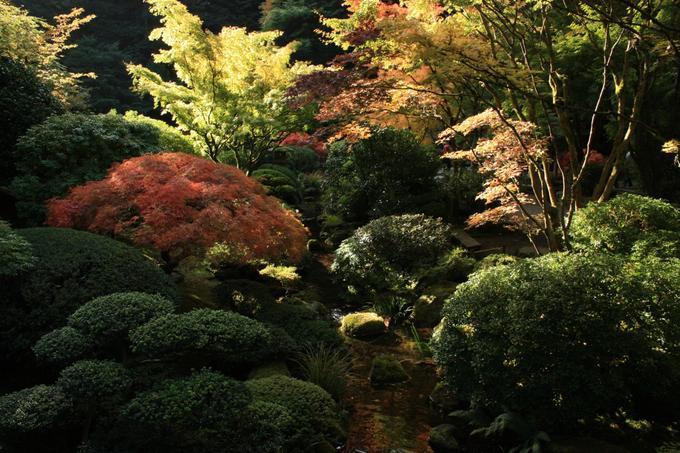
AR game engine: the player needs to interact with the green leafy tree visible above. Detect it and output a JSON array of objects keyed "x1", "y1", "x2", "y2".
[
  {"x1": 0, "y1": 0, "x2": 93, "y2": 108},
  {"x1": 127, "y1": 0, "x2": 317, "y2": 173},
  {"x1": 10, "y1": 111, "x2": 194, "y2": 224},
  {"x1": 0, "y1": 57, "x2": 63, "y2": 185},
  {"x1": 261, "y1": 0, "x2": 344, "y2": 63},
  {"x1": 323, "y1": 127, "x2": 441, "y2": 222}
]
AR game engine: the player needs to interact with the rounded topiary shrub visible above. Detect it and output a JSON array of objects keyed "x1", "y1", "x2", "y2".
[
  {"x1": 130, "y1": 309, "x2": 273, "y2": 363},
  {"x1": 122, "y1": 369, "x2": 251, "y2": 451},
  {"x1": 10, "y1": 112, "x2": 194, "y2": 225},
  {"x1": 323, "y1": 127, "x2": 440, "y2": 222},
  {"x1": 570, "y1": 193, "x2": 680, "y2": 258},
  {"x1": 46, "y1": 152, "x2": 309, "y2": 264},
  {"x1": 431, "y1": 252, "x2": 680, "y2": 426},
  {"x1": 332, "y1": 214, "x2": 455, "y2": 296},
  {"x1": 246, "y1": 375, "x2": 340, "y2": 449},
  {"x1": 0, "y1": 228, "x2": 178, "y2": 363}
]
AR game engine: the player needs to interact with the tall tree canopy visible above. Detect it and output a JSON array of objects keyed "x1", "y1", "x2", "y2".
[
  {"x1": 0, "y1": 0, "x2": 93, "y2": 108},
  {"x1": 127, "y1": 0, "x2": 317, "y2": 173}
]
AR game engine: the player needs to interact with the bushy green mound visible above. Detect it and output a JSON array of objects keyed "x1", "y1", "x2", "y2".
[
  {"x1": 340, "y1": 312, "x2": 386, "y2": 338},
  {"x1": 246, "y1": 375, "x2": 341, "y2": 449},
  {"x1": 130, "y1": 309, "x2": 273, "y2": 362},
  {"x1": 369, "y1": 354, "x2": 409, "y2": 384},
  {"x1": 431, "y1": 252, "x2": 680, "y2": 426},
  {"x1": 252, "y1": 163, "x2": 303, "y2": 205},
  {"x1": 0, "y1": 385, "x2": 72, "y2": 435},
  {"x1": 571, "y1": 194, "x2": 680, "y2": 258},
  {"x1": 0, "y1": 228, "x2": 178, "y2": 363},
  {"x1": 10, "y1": 112, "x2": 194, "y2": 224},
  {"x1": 32, "y1": 327, "x2": 92, "y2": 366},
  {"x1": 332, "y1": 214, "x2": 456, "y2": 296},
  {"x1": 56, "y1": 360, "x2": 131, "y2": 402},
  {"x1": 70, "y1": 292, "x2": 175, "y2": 345},
  {"x1": 0, "y1": 221, "x2": 35, "y2": 277},
  {"x1": 323, "y1": 127, "x2": 440, "y2": 222},
  {"x1": 123, "y1": 369, "x2": 251, "y2": 451}
]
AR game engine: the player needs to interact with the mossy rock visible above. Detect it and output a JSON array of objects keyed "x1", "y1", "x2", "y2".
[
  {"x1": 429, "y1": 424, "x2": 460, "y2": 452},
  {"x1": 369, "y1": 354, "x2": 409, "y2": 385},
  {"x1": 414, "y1": 283, "x2": 458, "y2": 327},
  {"x1": 340, "y1": 312, "x2": 386, "y2": 339},
  {"x1": 248, "y1": 361, "x2": 291, "y2": 380}
]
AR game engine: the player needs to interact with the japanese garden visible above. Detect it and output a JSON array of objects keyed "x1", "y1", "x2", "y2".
[{"x1": 1, "y1": 0, "x2": 680, "y2": 451}]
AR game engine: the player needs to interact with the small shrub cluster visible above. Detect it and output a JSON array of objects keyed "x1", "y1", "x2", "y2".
[
  {"x1": 0, "y1": 228, "x2": 178, "y2": 364},
  {"x1": 332, "y1": 214, "x2": 456, "y2": 297}
]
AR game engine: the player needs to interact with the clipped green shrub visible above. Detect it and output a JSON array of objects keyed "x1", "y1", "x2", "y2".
[
  {"x1": 282, "y1": 145, "x2": 321, "y2": 173},
  {"x1": 32, "y1": 327, "x2": 91, "y2": 365},
  {"x1": 0, "y1": 228, "x2": 178, "y2": 363},
  {"x1": 0, "y1": 385, "x2": 72, "y2": 435},
  {"x1": 123, "y1": 369, "x2": 251, "y2": 451},
  {"x1": 323, "y1": 127, "x2": 440, "y2": 222},
  {"x1": 56, "y1": 360, "x2": 131, "y2": 402},
  {"x1": 130, "y1": 309, "x2": 273, "y2": 362},
  {"x1": 570, "y1": 193, "x2": 680, "y2": 258},
  {"x1": 10, "y1": 112, "x2": 191, "y2": 224},
  {"x1": 240, "y1": 400, "x2": 296, "y2": 453},
  {"x1": 252, "y1": 163, "x2": 303, "y2": 205},
  {"x1": 0, "y1": 221, "x2": 35, "y2": 277},
  {"x1": 121, "y1": 110, "x2": 196, "y2": 154},
  {"x1": 257, "y1": 299, "x2": 342, "y2": 348},
  {"x1": 332, "y1": 214, "x2": 455, "y2": 296},
  {"x1": 431, "y1": 252, "x2": 680, "y2": 426},
  {"x1": 474, "y1": 253, "x2": 518, "y2": 271},
  {"x1": 340, "y1": 312, "x2": 385, "y2": 338},
  {"x1": 69, "y1": 292, "x2": 175, "y2": 346},
  {"x1": 246, "y1": 375, "x2": 340, "y2": 449}
]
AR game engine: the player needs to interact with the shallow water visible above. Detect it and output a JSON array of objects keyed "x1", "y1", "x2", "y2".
[{"x1": 342, "y1": 329, "x2": 441, "y2": 453}]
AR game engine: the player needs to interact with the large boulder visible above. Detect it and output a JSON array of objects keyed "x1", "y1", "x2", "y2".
[
  {"x1": 369, "y1": 354, "x2": 409, "y2": 385},
  {"x1": 429, "y1": 424, "x2": 460, "y2": 452}
]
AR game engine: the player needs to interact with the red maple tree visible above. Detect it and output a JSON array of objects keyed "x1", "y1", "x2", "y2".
[{"x1": 46, "y1": 153, "x2": 309, "y2": 263}]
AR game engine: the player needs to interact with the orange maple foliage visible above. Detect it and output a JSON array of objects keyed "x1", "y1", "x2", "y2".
[
  {"x1": 280, "y1": 132, "x2": 328, "y2": 159},
  {"x1": 46, "y1": 153, "x2": 309, "y2": 264},
  {"x1": 440, "y1": 109, "x2": 550, "y2": 235}
]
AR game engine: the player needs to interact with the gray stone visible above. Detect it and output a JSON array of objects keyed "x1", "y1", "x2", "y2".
[{"x1": 429, "y1": 424, "x2": 460, "y2": 452}]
